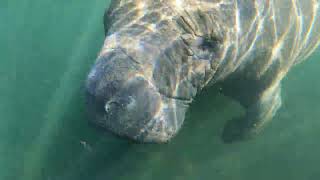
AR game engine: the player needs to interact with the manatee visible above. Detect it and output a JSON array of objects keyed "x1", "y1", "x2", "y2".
[{"x1": 85, "y1": 0, "x2": 320, "y2": 143}]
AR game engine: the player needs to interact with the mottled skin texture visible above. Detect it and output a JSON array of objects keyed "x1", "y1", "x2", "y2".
[{"x1": 86, "y1": 0, "x2": 320, "y2": 143}]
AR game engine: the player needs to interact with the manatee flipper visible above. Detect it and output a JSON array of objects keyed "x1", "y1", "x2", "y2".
[{"x1": 220, "y1": 64, "x2": 283, "y2": 143}]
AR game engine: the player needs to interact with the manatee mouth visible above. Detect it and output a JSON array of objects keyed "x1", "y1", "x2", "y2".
[{"x1": 85, "y1": 49, "x2": 189, "y2": 143}]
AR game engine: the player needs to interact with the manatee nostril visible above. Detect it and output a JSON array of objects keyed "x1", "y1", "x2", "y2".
[
  {"x1": 104, "y1": 103, "x2": 111, "y2": 113},
  {"x1": 104, "y1": 100, "x2": 120, "y2": 113}
]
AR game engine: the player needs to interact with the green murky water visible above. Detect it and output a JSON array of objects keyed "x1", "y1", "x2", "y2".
[{"x1": 1, "y1": 1, "x2": 320, "y2": 180}]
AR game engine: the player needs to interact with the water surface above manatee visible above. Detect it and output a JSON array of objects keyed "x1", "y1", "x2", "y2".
[{"x1": 1, "y1": 0, "x2": 320, "y2": 180}]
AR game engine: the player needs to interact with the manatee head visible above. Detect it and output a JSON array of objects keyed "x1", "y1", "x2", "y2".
[
  {"x1": 85, "y1": 1, "x2": 229, "y2": 143},
  {"x1": 85, "y1": 48, "x2": 190, "y2": 143}
]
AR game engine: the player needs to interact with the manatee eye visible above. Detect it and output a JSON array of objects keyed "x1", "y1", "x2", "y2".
[{"x1": 200, "y1": 35, "x2": 221, "y2": 52}]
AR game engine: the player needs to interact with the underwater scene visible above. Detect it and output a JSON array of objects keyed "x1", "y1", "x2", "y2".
[{"x1": 1, "y1": 0, "x2": 320, "y2": 180}]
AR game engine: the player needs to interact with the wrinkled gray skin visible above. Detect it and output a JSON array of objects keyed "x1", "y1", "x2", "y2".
[{"x1": 86, "y1": 0, "x2": 320, "y2": 143}]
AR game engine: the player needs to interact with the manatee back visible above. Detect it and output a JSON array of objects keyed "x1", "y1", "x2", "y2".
[{"x1": 235, "y1": 0, "x2": 320, "y2": 77}]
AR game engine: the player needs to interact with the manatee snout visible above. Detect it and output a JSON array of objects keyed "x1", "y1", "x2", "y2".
[{"x1": 85, "y1": 48, "x2": 184, "y2": 143}]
